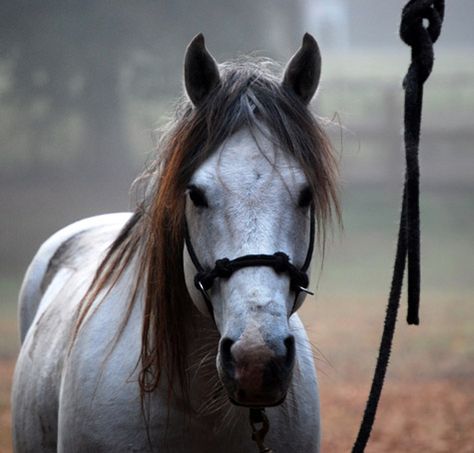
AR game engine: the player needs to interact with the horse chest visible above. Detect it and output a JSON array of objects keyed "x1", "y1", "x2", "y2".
[{"x1": 58, "y1": 305, "x2": 319, "y2": 452}]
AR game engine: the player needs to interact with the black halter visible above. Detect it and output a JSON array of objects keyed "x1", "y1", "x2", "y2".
[{"x1": 185, "y1": 206, "x2": 316, "y2": 319}]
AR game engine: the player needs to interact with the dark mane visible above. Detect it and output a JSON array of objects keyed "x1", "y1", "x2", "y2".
[{"x1": 74, "y1": 57, "x2": 340, "y2": 402}]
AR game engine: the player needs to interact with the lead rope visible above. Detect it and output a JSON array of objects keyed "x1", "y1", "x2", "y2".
[
  {"x1": 248, "y1": 2, "x2": 445, "y2": 452},
  {"x1": 249, "y1": 408, "x2": 273, "y2": 453},
  {"x1": 351, "y1": 1, "x2": 445, "y2": 452}
]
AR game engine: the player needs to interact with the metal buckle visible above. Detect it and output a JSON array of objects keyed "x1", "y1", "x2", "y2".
[{"x1": 298, "y1": 286, "x2": 314, "y2": 296}]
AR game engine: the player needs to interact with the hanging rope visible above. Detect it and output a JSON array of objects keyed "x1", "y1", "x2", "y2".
[
  {"x1": 351, "y1": 1, "x2": 444, "y2": 452},
  {"x1": 249, "y1": 408, "x2": 273, "y2": 453}
]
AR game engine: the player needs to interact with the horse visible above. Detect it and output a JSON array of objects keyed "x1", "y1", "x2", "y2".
[{"x1": 11, "y1": 33, "x2": 340, "y2": 452}]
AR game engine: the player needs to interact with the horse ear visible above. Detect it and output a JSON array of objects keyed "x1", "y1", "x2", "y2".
[
  {"x1": 184, "y1": 33, "x2": 220, "y2": 106},
  {"x1": 282, "y1": 33, "x2": 321, "y2": 104}
]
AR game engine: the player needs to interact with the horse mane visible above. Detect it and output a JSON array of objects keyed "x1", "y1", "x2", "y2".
[{"x1": 73, "y1": 57, "x2": 340, "y2": 403}]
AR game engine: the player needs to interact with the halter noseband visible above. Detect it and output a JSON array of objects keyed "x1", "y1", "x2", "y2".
[{"x1": 185, "y1": 206, "x2": 316, "y2": 319}]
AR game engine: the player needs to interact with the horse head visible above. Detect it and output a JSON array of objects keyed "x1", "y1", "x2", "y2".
[{"x1": 181, "y1": 34, "x2": 328, "y2": 407}]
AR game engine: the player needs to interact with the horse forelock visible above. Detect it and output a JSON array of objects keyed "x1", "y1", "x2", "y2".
[{"x1": 75, "y1": 57, "x2": 340, "y2": 406}]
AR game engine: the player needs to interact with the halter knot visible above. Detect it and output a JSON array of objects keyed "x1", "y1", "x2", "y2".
[
  {"x1": 273, "y1": 252, "x2": 290, "y2": 273},
  {"x1": 214, "y1": 258, "x2": 233, "y2": 278}
]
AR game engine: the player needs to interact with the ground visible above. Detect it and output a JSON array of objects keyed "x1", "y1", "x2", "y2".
[
  {"x1": 320, "y1": 378, "x2": 474, "y2": 453},
  {"x1": 308, "y1": 294, "x2": 474, "y2": 453},
  {"x1": 1, "y1": 293, "x2": 473, "y2": 452}
]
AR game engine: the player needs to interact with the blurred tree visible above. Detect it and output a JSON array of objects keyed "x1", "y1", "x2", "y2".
[
  {"x1": 1, "y1": 1, "x2": 137, "y2": 174},
  {"x1": 0, "y1": 0, "x2": 285, "y2": 177}
]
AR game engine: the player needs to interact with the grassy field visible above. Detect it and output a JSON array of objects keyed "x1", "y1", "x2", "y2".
[{"x1": 1, "y1": 184, "x2": 473, "y2": 452}]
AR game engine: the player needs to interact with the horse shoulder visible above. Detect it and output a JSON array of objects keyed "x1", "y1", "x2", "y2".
[
  {"x1": 17, "y1": 212, "x2": 133, "y2": 342},
  {"x1": 12, "y1": 212, "x2": 132, "y2": 452},
  {"x1": 57, "y1": 271, "x2": 159, "y2": 451}
]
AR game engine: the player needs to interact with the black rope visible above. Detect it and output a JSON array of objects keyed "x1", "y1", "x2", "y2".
[
  {"x1": 195, "y1": 253, "x2": 309, "y2": 293},
  {"x1": 249, "y1": 408, "x2": 273, "y2": 453},
  {"x1": 351, "y1": 1, "x2": 444, "y2": 452},
  {"x1": 301, "y1": 204, "x2": 316, "y2": 272}
]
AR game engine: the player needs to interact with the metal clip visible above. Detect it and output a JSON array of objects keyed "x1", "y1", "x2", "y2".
[
  {"x1": 298, "y1": 286, "x2": 314, "y2": 296},
  {"x1": 197, "y1": 280, "x2": 211, "y2": 301}
]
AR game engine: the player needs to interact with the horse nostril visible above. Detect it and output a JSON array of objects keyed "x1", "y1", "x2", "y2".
[
  {"x1": 284, "y1": 335, "x2": 295, "y2": 368},
  {"x1": 220, "y1": 337, "x2": 235, "y2": 373}
]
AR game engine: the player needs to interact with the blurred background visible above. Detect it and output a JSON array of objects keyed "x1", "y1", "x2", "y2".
[{"x1": 0, "y1": 1, "x2": 473, "y2": 451}]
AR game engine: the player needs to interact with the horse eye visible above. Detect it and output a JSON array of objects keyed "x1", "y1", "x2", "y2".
[
  {"x1": 187, "y1": 185, "x2": 209, "y2": 208},
  {"x1": 298, "y1": 186, "x2": 313, "y2": 208}
]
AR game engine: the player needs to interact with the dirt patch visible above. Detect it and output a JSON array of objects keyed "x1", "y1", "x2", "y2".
[
  {"x1": 0, "y1": 359, "x2": 14, "y2": 453},
  {"x1": 2, "y1": 291, "x2": 473, "y2": 451},
  {"x1": 2, "y1": 357, "x2": 473, "y2": 452},
  {"x1": 319, "y1": 378, "x2": 474, "y2": 453}
]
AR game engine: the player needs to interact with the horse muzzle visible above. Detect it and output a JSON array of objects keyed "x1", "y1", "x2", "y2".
[{"x1": 217, "y1": 334, "x2": 295, "y2": 407}]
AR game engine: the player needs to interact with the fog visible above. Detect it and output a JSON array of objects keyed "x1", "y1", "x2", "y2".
[{"x1": 1, "y1": 1, "x2": 473, "y2": 451}]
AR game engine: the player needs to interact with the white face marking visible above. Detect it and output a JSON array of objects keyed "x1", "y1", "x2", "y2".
[{"x1": 183, "y1": 126, "x2": 312, "y2": 336}]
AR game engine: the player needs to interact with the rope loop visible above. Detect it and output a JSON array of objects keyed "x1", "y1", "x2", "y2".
[
  {"x1": 195, "y1": 273, "x2": 213, "y2": 292},
  {"x1": 400, "y1": 0, "x2": 445, "y2": 84},
  {"x1": 400, "y1": 0, "x2": 443, "y2": 45}
]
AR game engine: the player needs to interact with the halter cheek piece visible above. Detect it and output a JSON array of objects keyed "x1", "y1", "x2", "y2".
[{"x1": 185, "y1": 206, "x2": 316, "y2": 319}]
